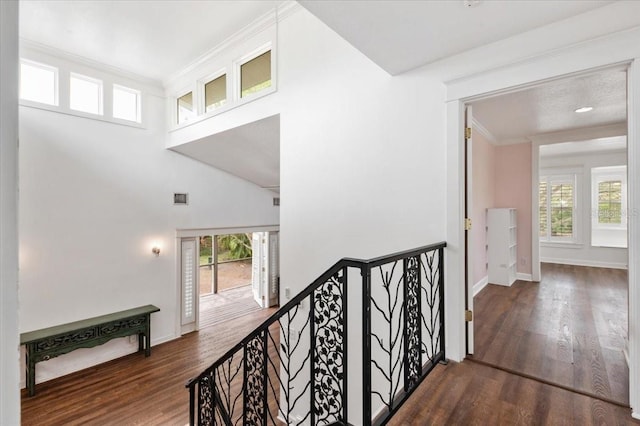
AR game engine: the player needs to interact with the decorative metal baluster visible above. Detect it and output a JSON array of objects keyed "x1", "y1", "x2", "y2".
[
  {"x1": 243, "y1": 333, "x2": 266, "y2": 425},
  {"x1": 362, "y1": 264, "x2": 372, "y2": 425},
  {"x1": 403, "y1": 255, "x2": 421, "y2": 392},
  {"x1": 313, "y1": 269, "x2": 346, "y2": 424}
]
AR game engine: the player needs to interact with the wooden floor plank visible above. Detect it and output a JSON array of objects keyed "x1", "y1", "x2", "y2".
[
  {"x1": 472, "y1": 263, "x2": 629, "y2": 404},
  {"x1": 390, "y1": 361, "x2": 638, "y2": 426}
]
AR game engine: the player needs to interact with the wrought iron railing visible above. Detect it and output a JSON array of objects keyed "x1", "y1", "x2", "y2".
[{"x1": 186, "y1": 241, "x2": 446, "y2": 426}]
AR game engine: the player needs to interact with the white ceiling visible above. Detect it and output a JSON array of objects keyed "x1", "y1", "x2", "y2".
[
  {"x1": 171, "y1": 115, "x2": 280, "y2": 193},
  {"x1": 298, "y1": 0, "x2": 613, "y2": 75},
  {"x1": 19, "y1": 0, "x2": 280, "y2": 82},
  {"x1": 471, "y1": 68, "x2": 627, "y2": 145},
  {"x1": 18, "y1": 0, "x2": 626, "y2": 190}
]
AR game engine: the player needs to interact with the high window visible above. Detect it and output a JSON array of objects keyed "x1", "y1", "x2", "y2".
[
  {"x1": 113, "y1": 84, "x2": 141, "y2": 123},
  {"x1": 205, "y1": 74, "x2": 227, "y2": 112},
  {"x1": 591, "y1": 165, "x2": 627, "y2": 248},
  {"x1": 240, "y1": 50, "x2": 271, "y2": 98},
  {"x1": 70, "y1": 73, "x2": 103, "y2": 115},
  {"x1": 177, "y1": 91, "x2": 195, "y2": 124},
  {"x1": 539, "y1": 174, "x2": 576, "y2": 242},
  {"x1": 20, "y1": 59, "x2": 58, "y2": 106}
]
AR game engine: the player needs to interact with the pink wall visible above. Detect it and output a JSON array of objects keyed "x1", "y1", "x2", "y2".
[
  {"x1": 470, "y1": 131, "x2": 495, "y2": 285},
  {"x1": 494, "y1": 143, "x2": 532, "y2": 276}
]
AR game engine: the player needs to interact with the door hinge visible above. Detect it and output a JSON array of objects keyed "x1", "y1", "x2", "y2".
[
  {"x1": 465, "y1": 127, "x2": 472, "y2": 139},
  {"x1": 465, "y1": 310, "x2": 473, "y2": 322},
  {"x1": 464, "y1": 217, "x2": 472, "y2": 231}
]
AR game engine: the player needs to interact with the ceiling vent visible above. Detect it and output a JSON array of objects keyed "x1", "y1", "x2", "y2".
[{"x1": 174, "y1": 193, "x2": 189, "y2": 205}]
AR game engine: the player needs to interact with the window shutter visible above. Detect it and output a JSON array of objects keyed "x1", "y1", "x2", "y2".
[{"x1": 181, "y1": 239, "x2": 197, "y2": 326}]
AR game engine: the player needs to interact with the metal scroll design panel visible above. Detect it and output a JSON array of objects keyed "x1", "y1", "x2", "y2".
[
  {"x1": 187, "y1": 267, "x2": 348, "y2": 426},
  {"x1": 187, "y1": 242, "x2": 446, "y2": 426},
  {"x1": 366, "y1": 246, "x2": 445, "y2": 425}
]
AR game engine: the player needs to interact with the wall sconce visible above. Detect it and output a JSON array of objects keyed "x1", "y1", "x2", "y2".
[{"x1": 152, "y1": 246, "x2": 161, "y2": 257}]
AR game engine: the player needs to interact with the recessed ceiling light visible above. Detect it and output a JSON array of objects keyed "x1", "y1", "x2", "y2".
[
  {"x1": 463, "y1": 0, "x2": 482, "y2": 7},
  {"x1": 575, "y1": 106, "x2": 594, "y2": 113}
]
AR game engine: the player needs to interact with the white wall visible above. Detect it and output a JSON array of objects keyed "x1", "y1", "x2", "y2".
[
  {"x1": 276, "y1": 8, "x2": 447, "y2": 422},
  {"x1": 539, "y1": 150, "x2": 628, "y2": 268},
  {"x1": 18, "y1": 58, "x2": 279, "y2": 384},
  {"x1": 278, "y1": 8, "x2": 446, "y2": 291},
  {"x1": 1, "y1": 0, "x2": 20, "y2": 423}
]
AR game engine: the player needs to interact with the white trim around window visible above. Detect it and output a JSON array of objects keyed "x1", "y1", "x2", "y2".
[{"x1": 539, "y1": 171, "x2": 580, "y2": 244}]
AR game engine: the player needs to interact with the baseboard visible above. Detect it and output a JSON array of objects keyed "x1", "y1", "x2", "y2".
[
  {"x1": 473, "y1": 276, "x2": 489, "y2": 296},
  {"x1": 540, "y1": 257, "x2": 628, "y2": 270},
  {"x1": 516, "y1": 272, "x2": 532, "y2": 281}
]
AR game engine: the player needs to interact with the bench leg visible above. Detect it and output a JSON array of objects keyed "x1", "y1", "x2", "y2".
[
  {"x1": 145, "y1": 314, "x2": 151, "y2": 357},
  {"x1": 26, "y1": 347, "x2": 36, "y2": 397}
]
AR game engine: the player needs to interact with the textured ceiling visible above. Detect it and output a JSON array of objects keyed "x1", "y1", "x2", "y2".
[
  {"x1": 471, "y1": 68, "x2": 627, "y2": 145},
  {"x1": 19, "y1": 0, "x2": 281, "y2": 82}
]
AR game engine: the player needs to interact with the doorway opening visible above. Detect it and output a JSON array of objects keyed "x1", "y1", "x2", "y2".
[
  {"x1": 179, "y1": 227, "x2": 279, "y2": 334},
  {"x1": 465, "y1": 66, "x2": 630, "y2": 406}
]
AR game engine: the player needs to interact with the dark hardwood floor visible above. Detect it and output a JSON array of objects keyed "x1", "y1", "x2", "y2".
[
  {"x1": 21, "y1": 306, "x2": 277, "y2": 426},
  {"x1": 390, "y1": 360, "x2": 638, "y2": 425},
  {"x1": 472, "y1": 262, "x2": 629, "y2": 405},
  {"x1": 22, "y1": 263, "x2": 636, "y2": 425}
]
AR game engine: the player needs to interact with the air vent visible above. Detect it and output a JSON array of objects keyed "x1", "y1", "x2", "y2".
[
  {"x1": 273, "y1": 197, "x2": 280, "y2": 206},
  {"x1": 174, "y1": 193, "x2": 189, "y2": 205}
]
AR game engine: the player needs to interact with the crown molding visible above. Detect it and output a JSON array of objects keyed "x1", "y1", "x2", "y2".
[
  {"x1": 470, "y1": 117, "x2": 498, "y2": 145},
  {"x1": 529, "y1": 122, "x2": 627, "y2": 145}
]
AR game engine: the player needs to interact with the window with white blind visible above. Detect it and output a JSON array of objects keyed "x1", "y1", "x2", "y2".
[
  {"x1": 539, "y1": 174, "x2": 577, "y2": 242},
  {"x1": 240, "y1": 50, "x2": 271, "y2": 98},
  {"x1": 591, "y1": 165, "x2": 627, "y2": 248},
  {"x1": 205, "y1": 74, "x2": 227, "y2": 112}
]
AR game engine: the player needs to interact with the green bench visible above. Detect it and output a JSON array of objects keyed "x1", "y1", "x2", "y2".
[{"x1": 20, "y1": 304, "x2": 160, "y2": 396}]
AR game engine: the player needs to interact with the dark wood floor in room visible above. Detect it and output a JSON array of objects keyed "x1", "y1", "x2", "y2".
[
  {"x1": 21, "y1": 262, "x2": 636, "y2": 425},
  {"x1": 472, "y1": 262, "x2": 629, "y2": 404},
  {"x1": 389, "y1": 360, "x2": 638, "y2": 425},
  {"x1": 21, "y1": 306, "x2": 277, "y2": 426}
]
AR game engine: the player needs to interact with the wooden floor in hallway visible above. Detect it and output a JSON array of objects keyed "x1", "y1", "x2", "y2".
[
  {"x1": 472, "y1": 262, "x2": 629, "y2": 405},
  {"x1": 20, "y1": 261, "x2": 636, "y2": 425}
]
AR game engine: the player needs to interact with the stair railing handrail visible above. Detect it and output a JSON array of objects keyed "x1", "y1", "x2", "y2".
[{"x1": 186, "y1": 241, "x2": 447, "y2": 425}]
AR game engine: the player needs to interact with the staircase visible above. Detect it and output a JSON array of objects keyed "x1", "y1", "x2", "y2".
[{"x1": 186, "y1": 242, "x2": 447, "y2": 425}]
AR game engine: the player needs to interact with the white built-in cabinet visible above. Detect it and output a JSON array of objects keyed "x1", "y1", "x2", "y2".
[{"x1": 487, "y1": 208, "x2": 517, "y2": 286}]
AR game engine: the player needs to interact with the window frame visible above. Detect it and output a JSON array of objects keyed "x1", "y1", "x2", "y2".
[
  {"x1": 19, "y1": 59, "x2": 59, "y2": 107},
  {"x1": 234, "y1": 43, "x2": 275, "y2": 103},
  {"x1": 176, "y1": 89, "x2": 196, "y2": 125},
  {"x1": 539, "y1": 173, "x2": 579, "y2": 244},
  {"x1": 112, "y1": 84, "x2": 142, "y2": 123},
  {"x1": 69, "y1": 72, "x2": 104, "y2": 116},
  {"x1": 198, "y1": 68, "x2": 229, "y2": 116},
  {"x1": 591, "y1": 165, "x2": 627, "y2": 230}
]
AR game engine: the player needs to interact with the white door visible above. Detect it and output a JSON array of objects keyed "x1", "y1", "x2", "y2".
[
  {"x1": 251, "y1": 233, "x2": 264, "y2": 307},
  {"x1": 266, "y1": 232, "x2": 279, "y2": 308},
  {"x1": 181, "y1": 238, "x2": 198, "y2": 334},
  {"x1": 465, "y1": 105, "x2": 474, "y2": 354}
]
